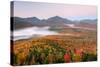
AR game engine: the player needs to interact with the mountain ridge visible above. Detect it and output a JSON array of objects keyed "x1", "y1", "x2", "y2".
[{"x1": 11, "y1": 16, "x2": 97, "y2": 30}]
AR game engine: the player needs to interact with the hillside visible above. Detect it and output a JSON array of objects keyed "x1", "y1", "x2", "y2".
[
  {"x1": 11, "y1": 16, "x2": 97, "y2": 30},
  {"x1": 11, "y1": 17, "x2": 33, "y2": 30}
]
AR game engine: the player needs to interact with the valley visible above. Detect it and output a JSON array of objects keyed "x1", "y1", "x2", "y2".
[{"x1": 11, "y1": 25, "x2": 97, "y2": 65}]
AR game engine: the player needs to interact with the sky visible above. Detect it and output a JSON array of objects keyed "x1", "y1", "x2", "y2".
[{"x1": 12, "y1": 1, "x2": 97, "y2": 20}]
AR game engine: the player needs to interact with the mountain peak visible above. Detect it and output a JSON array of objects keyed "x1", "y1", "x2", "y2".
[
  {"x1": 25, "y1": 17, "x2": 40, "y2": 20},
  {"x1": 53, "y1": 16, "x2": 61, "y2": 18},
  {"x1": 48, "y1": 16, "x2": 63, "y2": 20}
]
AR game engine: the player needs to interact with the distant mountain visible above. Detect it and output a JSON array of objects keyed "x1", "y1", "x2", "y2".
[
  {"x1": 75, "y1": 19, "x2": 97, "y2": 29},
  {"x1": 11, "y1": 16, "x2": 97, "y2": 30},
  {"x1": 24, "y1": 17, "x2": 46, "y2": 26},
  {"x1": 24, "y1": 17, "x2": 41, "y2": 23},
  {"x1": 45, "y1": 16, "x2": 73, "y2": 27},
  {"x1": 11, "y1": 17, "x2": 33, "y2": 30},
  {"x1": 24, "y1": 16, "x2": 73, "y2": 27},
  {"x1": 79, "y1": 19, "x2": 97, "y2": 24},
  {"x1": 47, "y1": 16, "x2": 72, "y2": 23}
]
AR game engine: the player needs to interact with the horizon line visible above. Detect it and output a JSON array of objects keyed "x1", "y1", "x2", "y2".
[{"x1": 12, "y1": 16, "x2": 97, "y2": 21}]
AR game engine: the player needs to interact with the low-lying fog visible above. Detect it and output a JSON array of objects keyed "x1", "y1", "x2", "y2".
[
  {"x1": 13, "y1": 26, "x2": 58, "y2": 41},
  {"x1": 12, "y1": 24, "x2": 96, "y2": 41}
]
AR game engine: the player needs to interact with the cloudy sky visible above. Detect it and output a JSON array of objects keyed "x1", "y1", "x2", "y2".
[{"x1": 12, "y1": 1, "x2": 97, "y2": 20}]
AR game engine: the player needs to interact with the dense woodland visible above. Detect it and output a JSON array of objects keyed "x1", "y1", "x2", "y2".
[{"x1": 11, "y1": 27, "x2": 97, "y2": 65}]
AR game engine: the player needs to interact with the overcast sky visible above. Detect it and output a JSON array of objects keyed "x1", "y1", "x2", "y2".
[{"x1": 13, "y1": 1, "x2": 97, "y2": 20}]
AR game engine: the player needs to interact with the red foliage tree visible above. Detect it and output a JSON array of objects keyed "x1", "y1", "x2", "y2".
[{"x1": 64, "y1": 53, "x2": 71, "y2": 63}]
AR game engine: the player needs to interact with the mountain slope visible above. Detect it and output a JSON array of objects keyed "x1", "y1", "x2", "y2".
[
  {"x1": 75, "y1": 19, "x2": 97, "y2": 29},
  {"x1": 11, "y1": 17, "x2": 33, "y2": 30},
  {"x1": 11, "y1": 16, "x2": 97, "y2": 30}
]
